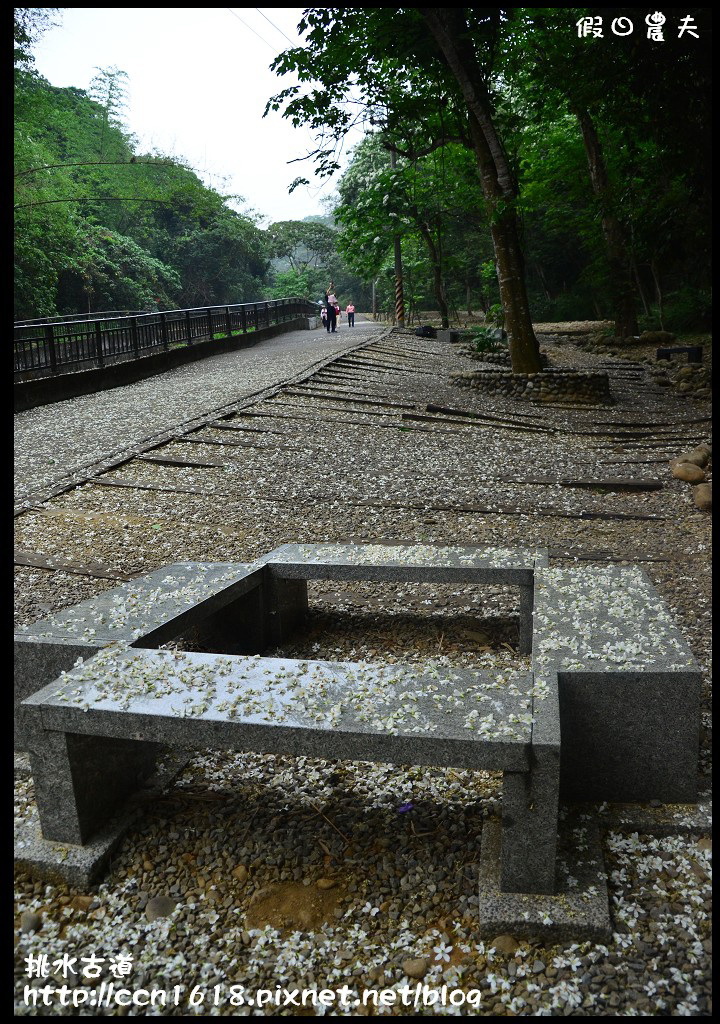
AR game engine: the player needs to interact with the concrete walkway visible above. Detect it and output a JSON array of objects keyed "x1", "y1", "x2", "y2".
[{"x1": 14, "y1": 319, "x2": 384, "y2": 505}]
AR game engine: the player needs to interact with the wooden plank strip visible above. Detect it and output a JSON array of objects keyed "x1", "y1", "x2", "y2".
[
  {"x1": 559, "y1": 478, "x2": 663, "y2": 492},
  {"x1": 292, "y1": 383, "x2": 396, "y2": 399},
  {"x1": 235, "y1": 410, "x2": 390, "y2": 428},
  {"x1": 401, "y1": 412, "x2": 549, "y2": 435},
  {"x1": 425, "y1": 402, "x2": 545, "y2": 425},
  {"x1": 607, "y1": 439, "x2": 703, "y2": 449},
  {"x1": 283, "y1": 388, "x2": 417, "y2": 410},
  {"x1": 596, "y1": 458, "x2": 669, "y2": 465},
  {"x1": 266, "y1": 399, "x2": 400, "y2": 419},
  {"x1": 92, "y1": 477, "x2": 215, "y2": 496},
  {"x1": 347, "y1": 497, "x2": 664, "y2": 521},
  {"x1": 593, "y1": 416, "x2": 711, "y2": 427},
  {"x1": 336, "y1": 357, "x2": 438, "y2": 377},
  {"x1": 337, "y1": 356, "x2": 417, "y2": 370},
  {"x1": 177, "y1": 435, "x2": 273, "y2": 450},
  {"x1": 14, "y1": 549, "x2": 133, "y2": 581},
  {"x1": 207, "y1": 422, "x2": 287, "y2": 436},
  {"x1": 310, "y1": 372, "x2": 383, "y2": 384},
  {"x1": 136, "y1": 455, "x2": 225, "y2": 469}
]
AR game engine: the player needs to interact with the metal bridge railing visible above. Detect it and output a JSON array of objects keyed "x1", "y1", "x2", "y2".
[{"x1": 14, "y1": 298, "x2": 318, "y2": 379}]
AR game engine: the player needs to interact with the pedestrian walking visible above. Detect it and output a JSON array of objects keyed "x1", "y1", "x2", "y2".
[
  {"x1": 346, "y1": 301, "x2": 355, "y2": 326},
  {"x1": 324, "y1": 283, "x2": 338, "y2": 333}
]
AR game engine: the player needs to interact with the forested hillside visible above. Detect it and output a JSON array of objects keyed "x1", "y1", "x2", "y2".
[
  {"x1": 271, "y1": 7, "x2": 711, "y2": 342},
  {"x1": 14, "y1": 63, "x2": 272, "y2": 319}
]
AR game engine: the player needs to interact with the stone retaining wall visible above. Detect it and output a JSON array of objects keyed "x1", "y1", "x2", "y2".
[
  {"x1": 464, "y1": 349, "x2": 549, "y2": 368},
  {"x1": 452, "y1": 366, "x2": 614, "y2": 405}
]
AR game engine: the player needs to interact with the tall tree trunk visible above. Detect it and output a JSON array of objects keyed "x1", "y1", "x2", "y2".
[
  {"x1": 574, "y1": 108, "x2": 638, "y2": 339},
  {"x1": 389, "y1": 148, "x2": 405, "y2": 327},
  {"x1": 416, "y1": 218, "x2": 450, "y2": 328},
  {"x1": 632, "y1": 257, "x2": 650, "y2": 317},
  {"x1": 535, "y1": 260, "x2": 551, "y2": 301},
  {"x1": 650, "y1": 259, "x2": 665, "y2": 331},
  {"x1": 420, "y1": 8, "x2": 541, "y2": 373}
]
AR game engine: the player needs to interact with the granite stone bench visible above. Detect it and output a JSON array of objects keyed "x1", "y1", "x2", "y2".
[
  {"x1": 656, "y1": 345, "x2": 703, "y2": 363},
  {"x1": 532, "y1": 566, "x2": 701, "y2": 803},
  {"x1": 19, "y1": 649, "x2": 560, "y2": 894},
  {"x1": 262, "y1": 542, "x2": 548, "y2": 654},
  {"x1": 14, "y1": 545, "x2": 545, "y2": 748},
  {"x1": 16, "y1": 543, "x2": 701, "y2": 898},
  {"x1": 14, "y1": 561, "x2": 266, "y2": 749}
]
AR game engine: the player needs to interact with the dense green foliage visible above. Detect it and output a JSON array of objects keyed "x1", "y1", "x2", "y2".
[
  {"x1": 15, "y1": 8, "x2": 710, "y2": 334},
  {"x1": 269, "y1": 7, "x2": 711, "y2": 333}
]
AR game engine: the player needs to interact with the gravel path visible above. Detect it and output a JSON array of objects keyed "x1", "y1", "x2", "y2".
[
  {"x1": 15, "y1": 319, "x2": 381, "y2": 505},
  {"x1": 14, "y1": 326, "x2": 711, "y2": 1015}
]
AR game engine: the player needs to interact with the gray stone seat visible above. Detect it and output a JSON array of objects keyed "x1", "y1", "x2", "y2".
[
  {"x1": 14, "y1": 562, "x2": 265, "y2": 747},
  {"x1": 19, "y1": 648, "x2": 559, "y2": 894},
  {"x1": 15, "y1": 543, "x2": 702, "y2": 902},
  {"x1": 15, "y1": 544, "x2": 549, "y2": 749},
  {"x1": 656, "y1": 345, "x2": 702, "y2": 363},
  {"x1": 264, "y1": 542, "x2": 548, "y2": 654},
  {"x1": 264, "y1": 541, "x2": 546, "y2": 579},
  {"x1": 532, "y1": 566, "x2": 701, "y2": 803}
]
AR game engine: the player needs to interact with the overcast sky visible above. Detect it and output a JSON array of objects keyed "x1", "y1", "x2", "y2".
[{"x1": 31, "y1": 8, "x2": 359, "y2": 224}]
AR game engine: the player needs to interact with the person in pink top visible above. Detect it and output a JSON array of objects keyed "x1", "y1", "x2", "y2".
[{"x1": 346, "y1": 302, "x2": 355, "y2": 326}]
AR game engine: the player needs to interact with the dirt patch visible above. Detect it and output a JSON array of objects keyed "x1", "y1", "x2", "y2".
[{"x1": 245, "y1": 880, "x2": 344, "y2": 933}]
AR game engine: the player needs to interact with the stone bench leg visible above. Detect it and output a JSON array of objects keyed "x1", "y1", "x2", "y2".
[
  {"x1": 27, "y1": 728, "x2": 162, "y2": 845},
  {"x1": 14, "y1": 638, "x2": 102, "y2": 752},
  {"x1": 500, "y1": 748, "x2": 560, "y2": 894},
  {"x1": 265, "y1": 575, "x2": 308, "y2": 647},
  {"x1": 518, "y1": 584, "x2": 533, "y2": 655}
]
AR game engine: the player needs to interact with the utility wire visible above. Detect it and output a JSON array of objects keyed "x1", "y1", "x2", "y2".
[
  {"x1": 255, "y1": 8, "x2": 297, "y2": 47},
  {"x1": 225, "y1": 8, "x2": 277, "y2": 51}
]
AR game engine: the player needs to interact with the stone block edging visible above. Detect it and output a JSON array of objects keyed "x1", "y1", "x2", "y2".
[{"x1": 452, "y1": 366, "x2": 614, "y2": 405}]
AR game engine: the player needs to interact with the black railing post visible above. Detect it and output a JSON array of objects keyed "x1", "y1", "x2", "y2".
[
  {"x1": 94, "y1": 322, "x2": 105, "y2": 367},
  {"x1": 131, "y1": 317, "x2": 140, "y2": 358},
  {"x1": 185, "y1": 310, "x2": 193, "y2": 346},
  {"x1": 159, "y1": 312, "x2": 169, "y2": 351},
  {"x1": 241, "y1": 305, "x2": 247, "y2": 334},
  {"x1": 207, "y1": 308, "x2": 213, "y2": 340},
  {"x1": 44, "y1": 324, "x2": 57, "y2": 374},
  {"x1": 225, "y1": 306, "x2": 233, "y2": 338},
  {"x1": 266, "y1": 302, "x2": 271, "y2": 328}
]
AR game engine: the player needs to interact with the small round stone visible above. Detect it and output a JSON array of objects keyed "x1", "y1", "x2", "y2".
[
  {"x1": 20, "y1": 911, "x2": 42, "y2": 934},
  {"x1": 145, "y1": 895, "x2": 176, "y2": 922},
  {"x1": 402, "y1": 957, "x2": 429, "y2": 979}
]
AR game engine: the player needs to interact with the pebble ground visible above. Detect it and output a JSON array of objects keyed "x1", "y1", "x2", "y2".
[{"x1": 14, "y1": 318, "x2": 711, "y2": 1015}]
